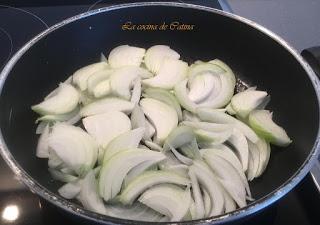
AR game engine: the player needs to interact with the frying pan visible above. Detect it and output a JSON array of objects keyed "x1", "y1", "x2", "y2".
[{"x1": 0, "y1": 2, "x2": 320, "y2": 224}]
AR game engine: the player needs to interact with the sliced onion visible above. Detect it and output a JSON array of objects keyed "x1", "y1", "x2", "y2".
[
  {"x1": 188, "y1": 168, "x2": 205, "y2": 219},
  {"x1": 32, "y1": 83, "x2": 79, "y2": 115},
  {"x1": 36, "y1": 106, "x2": 80, "y2": 123},
  {"x1": 83, "y1": 111, "x2": 131, "y2": 162},
  {"x1": 92, "y1": 79, "x2": 111, "y2": 98},
  {"x1": 131, "y1": 78, "x2": 142, "y2": 104},
  {"x1": 73, "y1": 62, "x2": 108, "y2": 91},
  {"x1": 120, "y1": 170, "x2": 190, "y2": 205},
  {"x1": 110, "y1": 66, "x2": 152, "y2": 100},
  {"x1": 48, "y1": 123, "x2": 98, "y2": 176},
  {"x1": 163, "y1": 126, "x2": 195, "y2": 152},
  {"x1": 99, "y1": 148, "x2": 165, "y2": 201},
  {"x1": 197, "y1": 108, "x2": 259, "y2": 143},
  {"x1": 228, "y1": 128, "x2": 249, "y2": 172},
  {"x1": 144, "y1": 87, "x2": 182, "y2": 121},
  {"x1": 203, "y1": 153, "x2": 247, "y2": 207},
  {"x1": 78, "y1": 171, "x2": 107, "y2": 215},
  {"x1": 58, "y1": 180, "x2": 81, "y2": 199},
  {"x1": 124, "y1": 160, "x2": 158, "y2": 186},
  {"x1": 108, "y1": 45, "x2": 145, "y2": 68},
  {"x1": 231, "y1": 89, "x2": 268, "y2": 119},
  {"x1": 191, "y1": 160, "x2": 224, "y2": 216},
  {"x1": 36, "y1": 124, "x2": 50, "y2": 158},
  {"x1": 138, "y1": 184, "x2": 191, "y2": 221},
  {"x1": 80, "y1": 97, "x2": 134, "y2": 117},
  {"x1": 103, "y1": 127, "x2": 145, "y2": 163},
  {"x1": 249, "y1": 110, "x2": 292, "y2": 146},
  {"x1": 140, "y1": 98, "x2": 178, "y2": 144},
  {"x1": 144, "y1": 45, "x2": 180, "y2": 74},
  {"x1": 104, "y1": 203, "x2": 167, "y2": 221},
  {"x1": 182, "y1": 110, "x2": 201, "y2": 122},
  {"x1": 87, "y1": 69, "x2": 113, "y2": 95},
  {"x1": 142, "y1": 59, "x2": 188, "y2": 90}
]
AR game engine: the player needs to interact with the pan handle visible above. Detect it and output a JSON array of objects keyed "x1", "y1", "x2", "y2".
[{"x1": 301, "y1": 47, "x2": 320, "y2": 78}]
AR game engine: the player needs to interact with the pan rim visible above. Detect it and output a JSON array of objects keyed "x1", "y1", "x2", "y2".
[{"x1": 0, "y1": 2, "x2": 319, "y2": 224}]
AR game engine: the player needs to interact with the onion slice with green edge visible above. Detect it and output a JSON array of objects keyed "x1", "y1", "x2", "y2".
[
  {"x1": 231, "y1": 89, "x2": 268, "y2": 119},
  {"x1": 36, "y1": 106, "x2": 80, "y2": 123},
  {"x1": 140, "y1": 98, "x2": 178, "y2": 144},
  {"x1": 163, "y1": 126, "x2": 195, "y2": 152},
  {"x1": 188, "y1": 168, "x2": 205, "y2": 219},
  {"x1": 108, "y1": 45, "x2": 145, "y2": 68},
  {"x1": 120, "y1": 170, "x2": 190, "y2": 205},
  {"x1": 87, "y1": 69, "x2": 113, "y2": 95},
  {"x1": 138, "y1": 184, "x2": 191, "y2": 222},
  {"x1": 228, "y1": 128, "x2": 249, "y2": 172},
  {"x1": 110, "y1": 66, "x2": 152, "y2": 100},
  {"x1": 197, "y1": 108, "x2": 259, "y2": 143},
  {"x1": 73, "y1": 62, "x2": 108, "y2": 91},
  {"x1": 36, "y1": 124, "x2": 50, "y2": 158},
  {"x1": 181, "y1": 121, "x2": 232, "y2": 132},
  {"x1": 99, "y1": 148, "x2": 165, "y2": 201},
  {"x1": 162, "y1": 164, "x2": 189, "y2": 178},
  {"x1": 103, "y1": 127, "x2": 145, "y2": 163},
  {"x1": 203, "y1": 153, "x2": 247, "y2": 207},
  {"x1": 195, "y1": 129, "x2": 232, "y2": 145},
  {"x1": 124, "y1": 160, "x2": 158, "y2": 187},
  {"x1": 104, "y1": 203, "x2": 167, "y2": 222},
  {"x1": 179, "y1": 138, "x2": 201, "y2": 159},
  {"x1": 144, "y1": 87, "x2": 183, "y2": 121},
  {"x1": 58, "y1": 180, "x2": 82, "y2": 199},
  {"x1": 142, "y1": 58, "x2": 188, "y2": 90},
  {"x1": 32, "y1": 83, "x2": 79, "y2": 115},
  {"x1": 80, "y1": 97, "x2": 134, "y2": 117},
  {"x1": 249, "y1": 110, "x2": 292, "y2": 146},
  {"x1": 144, "y1": 45, "x2": 180, "y2": 74},
  {"x1": 48, "y1": 168, "x2": 78, "y2": 183},
  {"x1": 82, "y1": 111, "x2": 131, "y2": 162},
  {"x1": 48, "y1": 123, "x2": 98, "y2": 176},
  {"x1": 190, "y1": 160, "x2": 225, "y2": 216},
  {"x1": 78, "y1": 171, "x2": 107, "y2": 215}
]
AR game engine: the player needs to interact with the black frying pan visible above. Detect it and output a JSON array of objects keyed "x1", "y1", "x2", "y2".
[{"x1": 0, "y1": 2, "x2": 320, "y2": 225}]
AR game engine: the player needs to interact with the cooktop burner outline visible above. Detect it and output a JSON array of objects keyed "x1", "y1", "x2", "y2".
[
  {"x1": 0, "y1": 27, "x2": 13, "y2": 70},
  {"x1": 0, "y1": 4, "x2": 49, "y2": 29}
]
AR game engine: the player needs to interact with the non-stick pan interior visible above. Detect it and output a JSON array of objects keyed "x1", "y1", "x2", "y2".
[{"x1": 0, "y1": 4, "x2": 319, "y2": 217}]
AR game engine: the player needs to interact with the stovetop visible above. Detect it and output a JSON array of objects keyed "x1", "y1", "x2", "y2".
[{"x1": 0, "y1": 1, "x2": 320, "y2": 225}]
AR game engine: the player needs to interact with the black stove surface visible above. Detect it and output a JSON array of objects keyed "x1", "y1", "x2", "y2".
[{"x1": 0, "y1": 1, "x2": 319, "y2": 225}]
